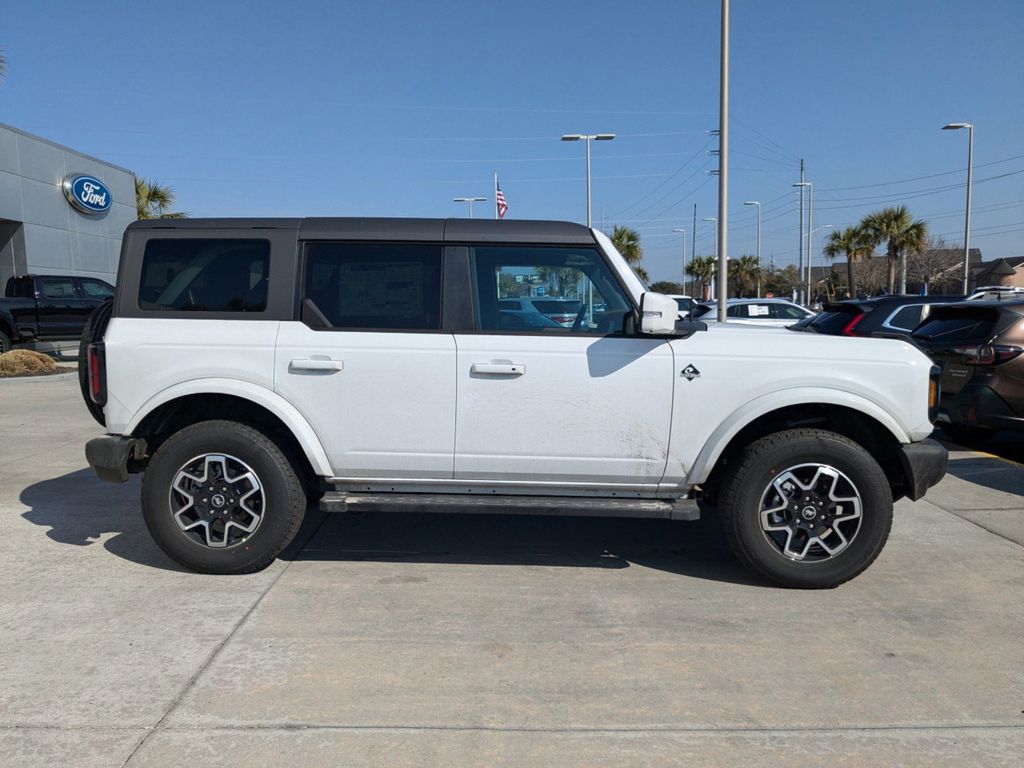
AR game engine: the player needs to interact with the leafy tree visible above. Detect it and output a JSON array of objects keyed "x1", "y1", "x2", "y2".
[
  {"x1": 861, "y1": 206, "x2": 927, "y2": 294},
  {"x1": 536, "y1": 267, "x2": 582, "y2": 297},
  {"x1": 135, "y1": 177, "x2": 186, "y2": 220},
  {"x1": 685, "y1": 255, "x2": 716, "y2": 300},
  {"x1": 823, "y1": 225, "x2": 874, "y2": 298},
  {"x1": 649, "y1": 280, "x2": 683, "y2": 294},
  {"x1": 730, "y1": 254, "x2": 763, "y2": 297},
  {"x1": 763, "y1": 265, "x2": 801, "y2": 298},
  {"x1": 611, "y1": 225, "x2": 648, "y2": 282}
]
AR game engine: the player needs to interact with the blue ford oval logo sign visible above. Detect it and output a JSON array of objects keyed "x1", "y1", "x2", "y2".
[{"x1": 62, "y1": 175, "x2": 112, "y2": 215}]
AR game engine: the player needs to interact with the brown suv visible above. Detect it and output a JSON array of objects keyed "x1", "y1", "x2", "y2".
[{"x1": 913, "y1": 301, "x2": 1024, "y2": 442}]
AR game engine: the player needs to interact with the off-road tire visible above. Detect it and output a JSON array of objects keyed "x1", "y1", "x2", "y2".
[
  {"x1": 142, "y1": 420, "x2": 306, "y2": 574},
  {"x1": 78, "y1": 299, "x2": 113, "y2": 426},
  {"x1": 719, "y1": 428, "x2": 893, "y2": 589}
]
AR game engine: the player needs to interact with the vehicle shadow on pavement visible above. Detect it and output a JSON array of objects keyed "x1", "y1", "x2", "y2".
[
  {"x1": 289, "y1": 508, "x2": 771, "y2": 587},
  {"x1": 944, "y1": 454, "x2": 1024, "y2": 496},
  {"x1": 18, "y1": 468, "x2": 187, "y2": 572}
]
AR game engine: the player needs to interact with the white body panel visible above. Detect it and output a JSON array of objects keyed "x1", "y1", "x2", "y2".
[
  {"x1": 274, "y1": 321, "x2": 456, "y2": 478},
  {"x1": 101, "y1": 228, "x2": 937, "y2": 498},
  {"x1": 453, "y1": 334, "x2": 674, "y2": 486}
]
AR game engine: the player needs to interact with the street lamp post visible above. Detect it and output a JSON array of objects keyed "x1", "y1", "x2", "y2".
[
  {"x1": 743, "y1": 201, "x2": 761, "y2": 297},
  {"x1": 943, "y1": 122, "x2": 974, "y2": 293},
  {"x1": 453, "y1": 196, "x2": 487, "y2": 218},
  {"x1": 672, "y1": 228, "x2": 687, "y2": 291},
  {"x1": 716, "y1": 0, "x2": 730, "y2": 323},
  {"x1": 561, "y1": 133, "x2": 616, "y2": 227}
]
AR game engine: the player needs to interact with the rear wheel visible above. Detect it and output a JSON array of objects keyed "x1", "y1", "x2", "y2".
[
  {"x1": 719, "y1": 429, "x2": 893, "y2": 589},
  {"x1": 0, "y1": 330, "x2": 11, "y2": 354},
  {"x1": 142, "y1": 420, "x2": 306, "y2": 574}
]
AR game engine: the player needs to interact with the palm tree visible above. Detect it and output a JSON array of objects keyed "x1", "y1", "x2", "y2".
[
  {"x1": 823, "y1": 225, "x2": 873, "y2": 298},
  {"x1": 611, "y1": 225, "x2": 648, "y2": 282},
  {"x1": 135, "y1": 177, "x2": 187, "y2": 220},
  {"x1": 861, "y1": 206, "x2": 927, "y2": 294},
  {"x1": 685, "y1": 255, "x2": 716, "y2": 300},
  {"x1": 731, "y1": 255, "x2": 762, "y2": 297}
]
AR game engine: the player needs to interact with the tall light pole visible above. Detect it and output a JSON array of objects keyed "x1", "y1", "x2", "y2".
[
  {"x1": 561, "y1": 133, "x2": 615, "y2": 227},
  {"x1": 744, "y1": 201, "x2": 761, "y2": 297},
  {"x1": 716, "y1": 0, "x2": 730, "y2": 322},
  {"x1": 943, "y1": 122, "x2": 974, "y2": 293},
  {"x1": 673, "y1": 228, "x2": 687, "y2": 291},
  {"x1": 793, "y1": 180, "x2": 812, "y2": 304},
  {"x1": 453, "y1": 196, "x2": 487, "y2": 218}
]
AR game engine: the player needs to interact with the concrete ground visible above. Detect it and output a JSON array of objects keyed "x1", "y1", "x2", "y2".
[{"x1": 1, "y1": 374, "x2": 1022, "y2": 767}]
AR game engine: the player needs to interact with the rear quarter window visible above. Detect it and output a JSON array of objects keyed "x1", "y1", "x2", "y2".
[
  {"x1": 139, "y1": 239, "x2": 270, "y2": 312},
  {"x1": 913, "y1": 309, "x2": 999, "y2": 344}
]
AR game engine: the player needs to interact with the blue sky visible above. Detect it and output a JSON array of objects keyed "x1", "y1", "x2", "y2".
[{"x1": 3, "y1": 0, "x2": 1022, "y2": 282}]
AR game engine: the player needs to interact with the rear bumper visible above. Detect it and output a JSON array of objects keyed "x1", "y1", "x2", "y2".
[
  {"x1": 938, "y1": 384, "x2": 1024, "y2": 432},
  {"x1": 85, "y1": 435, "x2": 146, "y2": 483},
  {"x1": 897, "y1": 439, "x2": 948, "y2": 501}
]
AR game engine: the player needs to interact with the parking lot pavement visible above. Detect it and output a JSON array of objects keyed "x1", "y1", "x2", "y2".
[{"x1": 2, "y1": 375, "x2": 1023, "y2": 767}]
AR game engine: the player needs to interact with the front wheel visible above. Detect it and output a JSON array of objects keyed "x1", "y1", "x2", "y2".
[
  {"x1": 718, "y1": 429, "x2": 893, "y2": 589},
  {"x1": 142, "y1": 420, "x2": 307, "y2": 574}
]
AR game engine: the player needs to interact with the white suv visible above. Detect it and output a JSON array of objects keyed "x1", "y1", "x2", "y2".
[{"x1": 82, "y1": 218, "x2": 946, "y2": 587}]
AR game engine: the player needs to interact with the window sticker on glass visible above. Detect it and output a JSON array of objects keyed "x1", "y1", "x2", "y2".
[{"x1": 748, "y1": 304, "x2": 770, "y2": 316}]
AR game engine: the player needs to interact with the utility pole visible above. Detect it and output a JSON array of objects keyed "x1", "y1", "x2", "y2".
[
  {"x1": 795, "y1": 159, "x2": 804, "y2": 304},
  {"x1": 673, "y1": 228, "x2": 687, "y2": 290},
  {"x1": 943, "y1": 123, "x2": 974, "y2": 293},
  {"x1": 716, "y1": 0, "x2": 729, "y2": 322}
]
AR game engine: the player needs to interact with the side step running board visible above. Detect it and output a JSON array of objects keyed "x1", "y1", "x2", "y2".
[{"x1": 320, "y1": 492, "x2": 700, "y2": 521}]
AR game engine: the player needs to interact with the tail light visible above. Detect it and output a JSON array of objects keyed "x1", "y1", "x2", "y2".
[
  {"x1": 842, "y1": 313, "x2": 866, "y2": 337},
  {"x1": 87, "y1": 342, "x2": 107, "y2": 406},
  {"x1": 928, "y1": 365, "x2": 941, "y2": 422},
  {"x1": 950, "y1": 344, "x2": 1023, "y2": 366}
]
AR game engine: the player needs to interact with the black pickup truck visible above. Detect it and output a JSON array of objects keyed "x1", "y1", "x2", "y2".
[{"x1": 0, "y1": 274, "x2": 114, "y2": 352}]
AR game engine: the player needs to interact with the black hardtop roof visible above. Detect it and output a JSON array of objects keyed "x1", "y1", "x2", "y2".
[{"x1": 127, "y1": 217, "x2": 596, "y2": 244}]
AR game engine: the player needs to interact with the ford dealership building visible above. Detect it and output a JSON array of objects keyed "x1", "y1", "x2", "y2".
[{"x1": 0, "y1": 123, "x2": 135, "y2": 289}]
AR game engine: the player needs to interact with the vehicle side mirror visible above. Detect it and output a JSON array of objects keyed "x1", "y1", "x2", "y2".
[{"x1": 639, "y1": 292, "x2": 681, "y2": 335}]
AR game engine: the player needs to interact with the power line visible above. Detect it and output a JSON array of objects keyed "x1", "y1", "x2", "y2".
[{"x1": 817, "y1": 154, "x2": 1024, "y2": 192}]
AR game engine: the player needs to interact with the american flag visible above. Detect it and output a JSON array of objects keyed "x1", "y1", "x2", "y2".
[{"x1": 495, "y1": 181, "x2": 508, "y2": 219}]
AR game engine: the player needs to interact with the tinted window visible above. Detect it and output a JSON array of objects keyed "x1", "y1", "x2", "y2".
[
  {"x1": 674, "y1": 297, "x2": 694, "y2": 314},
  {"x1": 39, "y1": 278, "x2": 76, "y2": 299},
  {"x1": 773, "y1": 304, "x2": 808, "y2": 320},
  {"x1": 139, "y1": 239, "x2": 269, "y2": 312},
  {"x1": 886, "y1": 305, "x2": 924, "y2": 331},
  {"x1": 304, "y1": 242, "x2": 442, "y2": 330},
  {"x1": 726, "y1": 304, "x2": 745, "y2": 318},
  {"x1": 809, "y1": 307, "x2": 860, "y2": 333},
  {"x1": 80, "y1": 279, "x2": 114, "y2": 298},
  {"x1": 692, "y1": 304, "x2": 713, "y2": 319},
  {"x1": 913, "y1": 310, "x2": 998, "y2": 343},
  {"x1": 471, "y1": 245, "x2": 631, "y2": 333}
]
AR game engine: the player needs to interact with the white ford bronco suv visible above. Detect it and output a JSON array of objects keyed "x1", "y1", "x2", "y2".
[{"x1": 82, "y1": 218, "x2": 946, "y2": 587}]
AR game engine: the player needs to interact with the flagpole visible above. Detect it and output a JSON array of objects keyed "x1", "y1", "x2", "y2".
[{"x1": 494, "y1": 170, "x2": 499, "y2": 219}]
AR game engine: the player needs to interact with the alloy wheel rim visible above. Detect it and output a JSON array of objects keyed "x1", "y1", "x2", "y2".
[
  {"x1": 170, "y1": 453, "x2": 265, "y2": 548},
  {"x1": 758, "y1": 463, "x2": 863, "y2": 562}
]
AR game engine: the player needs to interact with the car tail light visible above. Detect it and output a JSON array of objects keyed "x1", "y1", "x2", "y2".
[
  {"x1": 552, "y1": 314, "x2": 574, "y2": 324},
  {"x1": 842, "y1": 313, "x2": 866, "y2": 336},
  {"x1": 950, "y1": 344, "x2": 1023, "y2": 366},
  {"x1": 928, "y1": 365, "x2": 941, "y2": 422},
  {"x1": 87, "y1": 342, "x2": 107, "y2": 406}
]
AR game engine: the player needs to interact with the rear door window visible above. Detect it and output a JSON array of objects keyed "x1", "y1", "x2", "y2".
[
  {"x1": 78, "y1": 279, "x2": 114, "y2": 299},
  {"x1": 304, "y1": 242, "x2": 442, "y2": 330},
  {"x1": 772, "y1": 304, "x2": 807, "y2": 320},
  {"x1": 38, "y1": 277, "x2": 76, "y2": 299},
  {"x1": 139, "y1": 239, "x2": 270, "y2": 312}
]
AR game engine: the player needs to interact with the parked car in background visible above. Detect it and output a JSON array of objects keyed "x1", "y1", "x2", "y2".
[
  {"x1": 912, "y1": 300, "x2": 1024, "y2": 443},
  {"x1": 692, "y1": 298, "x2": 815, "y2": 327},
  {"x1": 791, "y1": 295, "x2": 965, "y2": 338},
  {"x1": 0, "y1": 274, "x2": 115, "y2": 352},
  {"x1": 967, "y1": 286, "x2": 1024, "y2": 301},
  {"x1": 667, "y1": 294, "x2": 695, "y2": 320},
  {"x1": 498, "y1": 296, "x2": 583, "y2": 327}
]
